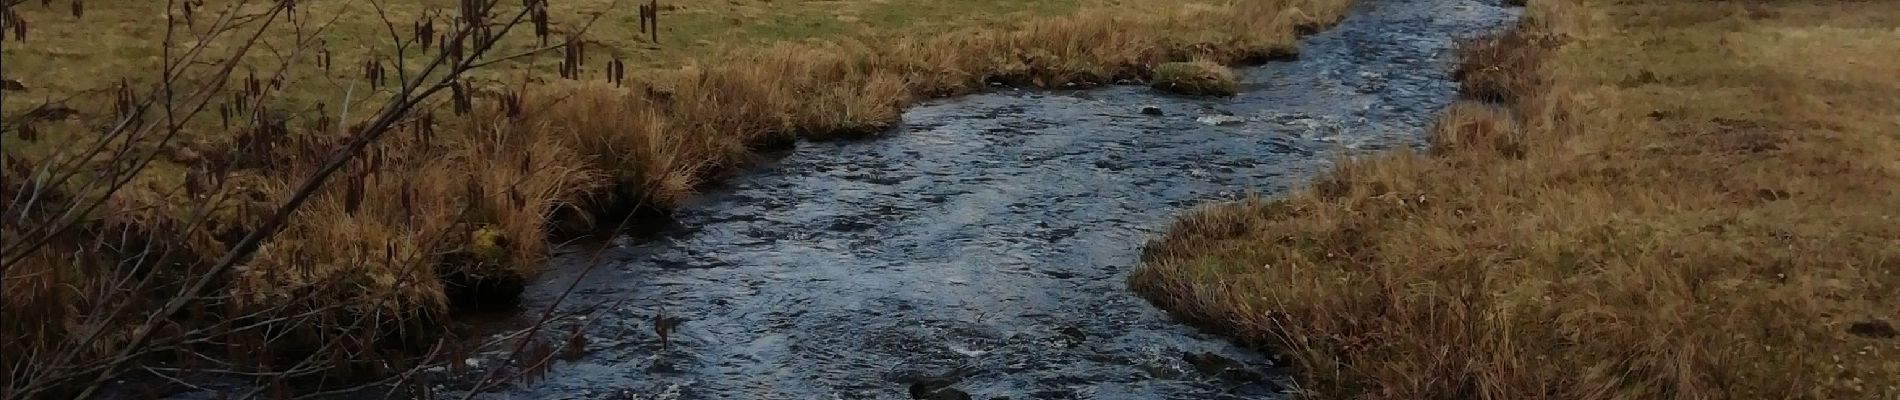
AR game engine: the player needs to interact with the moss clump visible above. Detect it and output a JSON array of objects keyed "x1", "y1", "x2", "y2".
[
  {"x1": 468, "y1": 225, "x2": 510, "y2": 268},
  {"x1": 442, "y1": 225, "x2": 526, "y2": 310},
  {"x1": 1150, "y1": 60, "x2": 1240, "y2": 96}
]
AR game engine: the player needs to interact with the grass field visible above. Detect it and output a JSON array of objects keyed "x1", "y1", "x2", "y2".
[
  {"x1": 0, "y1": 0, "x2": 1107, "y2": 153},
  {"x1": 2, "y1": 0, "x2": 1352, "y2": 393},
  {"x1": 1130, "y1": 0, "x2": 1900, "y2": 398}
]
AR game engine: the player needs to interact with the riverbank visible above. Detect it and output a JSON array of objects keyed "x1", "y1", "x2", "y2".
[
  {"x1": 454, "y1": 0, "x2": 1517, "y2": 395},
  {"x1": 1130, "y1": 0, "x2": 1900, "y2": 398},
  {"x1": 3, "y1": 0, "x2": 1351, "y2": 394}
]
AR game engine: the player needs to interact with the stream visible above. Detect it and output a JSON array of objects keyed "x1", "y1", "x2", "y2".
[{"x1": 462, "y1": 0, "x2": 1517, "y2": 398}]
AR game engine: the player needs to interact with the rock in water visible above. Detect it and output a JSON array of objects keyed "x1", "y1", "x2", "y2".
[
  {"x1": 1184, "y1": 352, "x2": 1265, "y2": 381},
  {"x1": 1056, "y1": 326, "x2": 1088, "y2": 348},
  {"x1": 909, "y1": 378, "x2": 973, "y2": 400},
  {"x1": 1140, "y1": 106, "x2": 1164, "y2": 116},
  {"x1": 926, "y1": 388, "x2": 973, "y2": 400},
  {"x1": 908, "y1": 376, "x2": 959, "y2": 399}
]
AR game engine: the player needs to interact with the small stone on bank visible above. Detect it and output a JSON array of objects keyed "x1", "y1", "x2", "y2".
[{"x1": 1848, "y1": 319, "x2": 1897, "y2": 339}]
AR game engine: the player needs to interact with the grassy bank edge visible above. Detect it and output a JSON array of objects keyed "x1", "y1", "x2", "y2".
[
  {"x1": 1129, "y1": 0, "x2": 1900, "y2": 398},
  {"x1": 2, "y1": 0, "x2": 1357, "y2": 388}
]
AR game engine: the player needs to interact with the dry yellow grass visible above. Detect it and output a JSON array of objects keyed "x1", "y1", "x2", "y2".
[
  {"x1": 1131, "y1": 0, "x2": 1900, "y2": 398},
  {"x1": 0, "y1": 0, "x2": 1097, "y2": 129},
  {"x1": 1152, "y1": 59, "x2": 1240, "y2": 96},
  {"x1": 2, "y1": 0, "x2": 1354, "y2": 385},
  {"x1": 226, "y1": 0, "x2": 1349, "y2": 316}
]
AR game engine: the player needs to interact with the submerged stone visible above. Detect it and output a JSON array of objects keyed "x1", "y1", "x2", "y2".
[
  {"x1": 1184, "y1": 352, "x2": 1265, "y2": 381},
  {"x1": 909, "y1": 377, "x2": 966, "y2": 400}
]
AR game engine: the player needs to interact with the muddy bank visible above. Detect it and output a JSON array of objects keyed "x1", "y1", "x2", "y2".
[{"x1": 455, "y1": 0, "x2": 1518, "y2": 398}]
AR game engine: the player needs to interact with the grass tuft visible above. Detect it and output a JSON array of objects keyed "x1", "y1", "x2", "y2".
[
  {"x1": 1151, "y1": 59, "x2": 1240, "y2": 96},
  {"x1": 1427, "y1": 101, "x2": 1522, "y2": 159}
]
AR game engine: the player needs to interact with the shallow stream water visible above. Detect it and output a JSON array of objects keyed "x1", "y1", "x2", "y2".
[{"x1": 460, "y1": 0, "x2": 1517, "y2": 398}]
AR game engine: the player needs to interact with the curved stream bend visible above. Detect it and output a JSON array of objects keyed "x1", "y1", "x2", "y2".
[{"x1": 473, "y1": 0, "x2": 1517, "y2": 398}]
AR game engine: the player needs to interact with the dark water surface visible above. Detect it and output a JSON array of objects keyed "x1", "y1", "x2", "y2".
[{"x1": 459, "y1": 0, "x2": 1517, "y2": 398}]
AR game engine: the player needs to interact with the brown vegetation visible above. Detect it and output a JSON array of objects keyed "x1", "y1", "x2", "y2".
[
  {"x1": 1131, "y1": 0, "x2": 1900, "y2": 398},
  {"x1": 2, "y1": 0, "x2": 1352, "y2": 394},
  {"x1": 1151, "y1": 59, "x2": 1241, "y2": 96},
  {"x1": 227, "y1": 0, "x2": 1351, "y2": 315}
]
